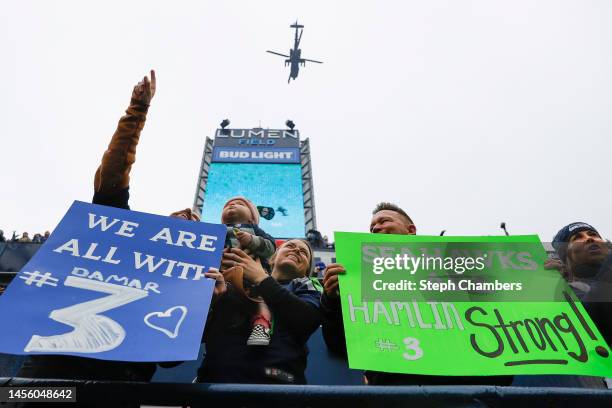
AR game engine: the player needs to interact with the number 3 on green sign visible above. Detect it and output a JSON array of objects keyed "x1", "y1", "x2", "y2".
[
  {"x1": 403, "y1": 337, "x2": 424, "y2": 360},
  {"x1": 25, "y1": 276, "x2": 148, "y2": 354}
]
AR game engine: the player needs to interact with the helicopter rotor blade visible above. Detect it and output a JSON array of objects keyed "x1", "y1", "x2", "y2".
[
  {"x1": 302, "y1": 58, "x2": 323, "y2": 64},
  {"x1": 266, "y1": 50, "x2": 290, "y2": 58}
]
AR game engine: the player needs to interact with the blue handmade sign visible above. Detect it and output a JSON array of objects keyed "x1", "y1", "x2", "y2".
[{"x1": 0, "y1": 201, "x2": 225, "y2": 362}]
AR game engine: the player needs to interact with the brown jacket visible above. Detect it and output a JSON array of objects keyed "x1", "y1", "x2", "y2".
[{"x1": 94, "y1": 99, "x2": 149, "y2": 195}]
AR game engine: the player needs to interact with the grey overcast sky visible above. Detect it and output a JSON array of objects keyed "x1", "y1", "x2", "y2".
[{"x1": 1, "y1": 0, "x2": 610, "y2": 241}]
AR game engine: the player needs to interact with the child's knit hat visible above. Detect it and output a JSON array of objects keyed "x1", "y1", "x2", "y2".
[{"x1": 222, "y1": 196, "x2": 260, "y2": 224}]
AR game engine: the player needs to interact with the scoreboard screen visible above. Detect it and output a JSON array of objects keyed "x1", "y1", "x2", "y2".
[{"x1": 201, "y1": 162, "x2": 305, "y2": 238}]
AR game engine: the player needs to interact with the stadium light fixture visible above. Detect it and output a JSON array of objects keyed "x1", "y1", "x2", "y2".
[{"x1": 500, "y1": 222, "x2": 509, "y2": 236}]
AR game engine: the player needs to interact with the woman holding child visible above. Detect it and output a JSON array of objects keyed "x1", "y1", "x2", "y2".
[{"x1": 198, "y1": 238, "x2": 321, "y2": 384}]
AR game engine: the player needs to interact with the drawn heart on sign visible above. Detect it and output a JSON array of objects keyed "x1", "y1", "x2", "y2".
[{"x1": 144, "y1": 306, "x2": 188, "y2": 339}]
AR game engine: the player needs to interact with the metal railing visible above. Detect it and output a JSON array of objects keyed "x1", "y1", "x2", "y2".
[{"x1": 1, "y1": 378, "x2": 611, "y2": 407}]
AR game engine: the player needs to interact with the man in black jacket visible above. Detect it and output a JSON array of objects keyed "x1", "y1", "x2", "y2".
[
  {"x1": 551, "y1": 222, "x2": 611, "y2": 347},
  {"x1": 321, "y1": 202, "x2": 512, "y2": 386},
  {"x1": 512, "y1": 222, "x2": 611, "y2": 388}
]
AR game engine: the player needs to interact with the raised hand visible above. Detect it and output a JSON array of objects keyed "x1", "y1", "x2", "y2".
[{"x1": 131, "y1": 69, "x2": 156, "y2": 105}]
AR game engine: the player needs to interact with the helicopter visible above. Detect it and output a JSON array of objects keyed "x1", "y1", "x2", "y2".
[{"x1": 267, "y1": 21, "x2": 323, "y2": 83}]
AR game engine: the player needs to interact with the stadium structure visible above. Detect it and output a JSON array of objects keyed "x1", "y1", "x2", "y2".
[{"x1": 190, "y1": 125, "x2": 336, "y2": 268}]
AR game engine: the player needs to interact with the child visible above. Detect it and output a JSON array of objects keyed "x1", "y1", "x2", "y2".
[{"x1": 220, "y1": 196, "x2": 276, "y2": 346}]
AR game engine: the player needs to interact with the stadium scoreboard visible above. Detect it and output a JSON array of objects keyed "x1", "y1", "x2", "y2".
[{"x1": 192, "y1": 127, "x2": 317, "y2": 239}]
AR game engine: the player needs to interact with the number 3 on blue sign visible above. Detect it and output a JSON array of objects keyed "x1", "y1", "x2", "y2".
[{"x1": 25, "y1": 276, "x2": 148, "y2": 353}]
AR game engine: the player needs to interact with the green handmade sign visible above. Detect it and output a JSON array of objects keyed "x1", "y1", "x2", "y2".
[{"x1": 335, "y1": 232, "x2": 612, "y2": 376}]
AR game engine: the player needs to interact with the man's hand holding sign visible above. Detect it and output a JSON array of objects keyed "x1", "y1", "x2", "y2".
[{"x1": 322, "y1": 263, "x2": 346, "y2": 298}]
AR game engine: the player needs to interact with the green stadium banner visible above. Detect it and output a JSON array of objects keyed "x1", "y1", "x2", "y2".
[{"x1": 334, "y1": 232, "x2": 612, "y2": 376}]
